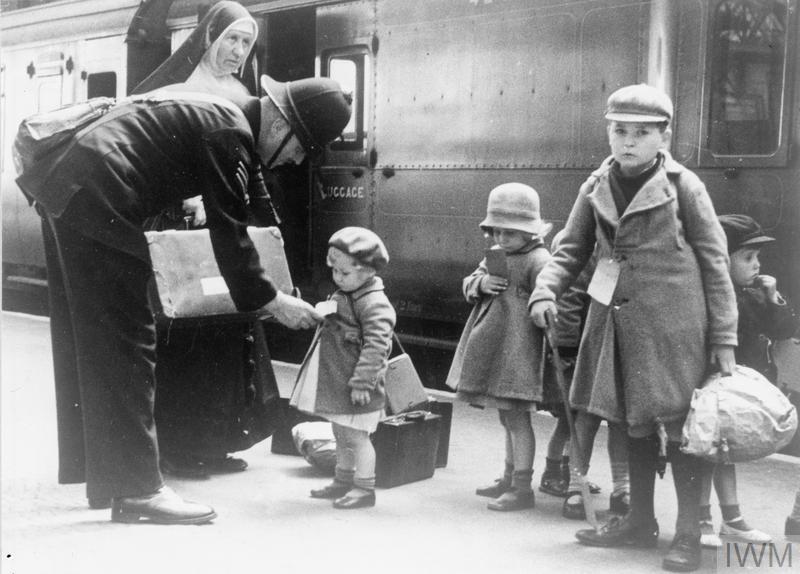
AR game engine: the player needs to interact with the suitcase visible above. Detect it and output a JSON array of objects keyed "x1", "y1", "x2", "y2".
[
  {"x1": 779, "y1": 389, "x2": 800, "y2": 457},
  {"x1": 373, "y1": 411, "x2": 441, "y2": 488},
  {"x1": 428, "y1": 399, "x2": 452, "y2": 468},
  {"x1": 146, "y1": 226, "x2": 293, "y2": 323}
]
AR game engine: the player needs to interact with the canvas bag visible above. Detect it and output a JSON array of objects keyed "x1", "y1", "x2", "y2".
[
  {"x1": 680, "y1": 365, "x2": 798, "y2": 463},
  {"x1": 146, "y1": 226, "x2": 294, "y2": 321}
]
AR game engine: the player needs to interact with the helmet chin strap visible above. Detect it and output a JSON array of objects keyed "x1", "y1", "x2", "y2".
[{"x1": 264, "y1": 129, "x2": 296, "y2": 169}]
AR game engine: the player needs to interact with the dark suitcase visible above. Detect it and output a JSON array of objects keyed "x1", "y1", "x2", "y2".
[
  {"x1": 270, "y1": 398, "x2": 325, "y2": 455},
  {"x1": 373, "y1": 411, "x2": 441, "y2": 488},
  {"x1": 428, "y1": 399, "x2": 452, "y2": 468}
]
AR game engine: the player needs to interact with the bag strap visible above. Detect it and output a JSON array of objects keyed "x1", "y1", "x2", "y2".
[{"x1": 344, "y1": 293, "x2": 405, "y2": 354}]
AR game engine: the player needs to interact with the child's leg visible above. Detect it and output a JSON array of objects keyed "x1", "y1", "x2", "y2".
[
  {"x1": 662, "y1": 442, "x2": 702, "y2": 571},
  {"x1": 607, "y1": 422, "x2": 630, "y2": 514},
  {"x1": 540, "y1": 415, "x2": 570, "y2": 496},
  {"x1": 564, "y1": 412, "x2": 601, "y2": 518},
  {"x1": 487, "y1": 409, "x2": 535, "y2": 511},
  {"x1": 475, "y1": 410, "x2": 513, "y2": 497},
  {"x1": 331, "y1": 425, "x2": 376, "y2": 509},
  {"x1": 698, "y1": 461, "x2": 722, "y2": 547},
  {"x1": 310, "y1": 423, "x2": 354, "y2": 499},
  {"x1": 715, "y1": 463, "x2": 771, "y2": 542}
]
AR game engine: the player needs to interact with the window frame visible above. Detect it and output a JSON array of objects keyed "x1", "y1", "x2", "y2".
[
  {"x1": 698, "y1": 0, "x2": 797, "y2": 168},
  {"x1": 321, "y1": 46, "x2": 370, "y2": 152}
]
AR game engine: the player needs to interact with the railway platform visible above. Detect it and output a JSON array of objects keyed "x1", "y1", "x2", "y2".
[{"x1": 2, "y1": 311, "x2": 798, "y2": 574}]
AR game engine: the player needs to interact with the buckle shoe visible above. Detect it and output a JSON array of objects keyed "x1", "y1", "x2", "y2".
[
  {"x1": 476, "y1": 478, "x2": 511, "y2": 498},
  {"x1": 699, "y1": 520, "x2": 721, "y2": 548},
  {"x1": 562, "y1": 491, "x2": 586, "y2": 520},
  {"x1": 487, "y1": 488, "x2": 535, "y2": 511},
  {"x1": 720, "y1": 520, "x2": 772, "y2": 543},
  {"x1": 662, "y1": 533, "x2": 701, "y2": 572},
  {"x1": 539, "y1": 472, "x2": 569, "y2": 497},
  {"x1": 333, "y1": 490, "x2": 375, "y2": 509},
  {"x1": 609, "y1": 491, "x2": 630, "y2": 515},
  {"x1": 310, "y1": 482, "x2": 352, "y2": 499},
  {"x1": 576, "y1": 514, "x2": 659, "y2": 548},
  {"x1": 111, "y1": 486, "x2": 216, "y2": 525}
]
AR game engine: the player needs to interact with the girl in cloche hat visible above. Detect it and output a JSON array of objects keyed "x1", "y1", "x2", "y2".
[{"x1": 446, "y1": 183, "x2": 552, "y2": 511}]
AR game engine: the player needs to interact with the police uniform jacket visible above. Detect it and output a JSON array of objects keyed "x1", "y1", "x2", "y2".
[
  {"x1": 530, "y1": 152, "x2": 737, "y2": 439},
  {"x1": 17, "y1": 96, "x2": 277, "y2": 311},
  {"x1": 314, "y1": 276, "x2": 396, "y2": 415}
]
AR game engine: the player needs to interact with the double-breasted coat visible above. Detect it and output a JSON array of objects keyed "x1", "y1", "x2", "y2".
[
  {"x1": 313, "y1": 276, "x2": 397, "y2": 415},
  {"x1": 530, "y1": 152, "x2": 737, "y2": 438},
  {"x1": 447, "y1": 239, "x2": 551, "y2": 404}
]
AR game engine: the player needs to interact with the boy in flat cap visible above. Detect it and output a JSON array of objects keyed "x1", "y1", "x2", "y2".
[
  {"x1": 291, "y1": 227, "x2": 396, "y2": 509},
  {"x1": 530, "y1": 84, "x2": 737, "y2": 571},
  {"x1": 698, "y1": 214, "x2": 798, "y2": 548}
]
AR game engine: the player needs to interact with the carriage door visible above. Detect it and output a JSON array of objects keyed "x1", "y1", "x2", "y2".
[{"x1": 310, "y1": 1, "x2": 375, "y2": 300}]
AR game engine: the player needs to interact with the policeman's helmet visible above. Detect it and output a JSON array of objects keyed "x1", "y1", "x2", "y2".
[{"x1": 260, "y1": 75, "x2": 352, "y2": 159}]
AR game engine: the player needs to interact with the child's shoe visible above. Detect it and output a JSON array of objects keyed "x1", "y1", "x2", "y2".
[
  {"x1": 310, "y1": 482, "x2": 351, "y2": 499},
  {"x1": 609, "y1": 491, "x2": 630, "y2": 515},
  {"x1": 720, "y1": 518, "x2": 772, "y2": 543},
  {"x1": 475, "y1": 478, "x2": 511, "y2": 498},
  {"x1": 699, "y1": 520, "x2": 722, "y2": 548},
  {"x1": 575, "y1": 514, "x2": 659, "y2": 548},
  {"x1": 562, "y1": 491, "x2": 586, "y2": 520},
  {"x1": 662, "y1": 532, "x2": 701, "y2": 572},
  {"x1": 539, "y1": 469, "x2": 568, "y2": 497},
  {"x1": 786, "y1": 516, "x2": 800, "y2": 537},
  {"x1": 333, "y1": 489, "x2": 375, "y2": 509},
  {"x1": 487, "y1": 488, "x2": 535, "y2": 511}
]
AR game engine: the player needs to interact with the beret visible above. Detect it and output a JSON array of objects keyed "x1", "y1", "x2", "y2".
[{"x1": 328, "y1": 226, "x2": 389, "y2": 270}]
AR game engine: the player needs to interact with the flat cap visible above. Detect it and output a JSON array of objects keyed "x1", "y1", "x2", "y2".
[
  {"x1": 718, "y1": 214, "x2": 775, "y2": 254},
  {"x1": 605, "y1": 84, "x2": 673, "y2": 123},
  {"x1": 328, "y1": 227, "x2": 389, "y2": 270}
]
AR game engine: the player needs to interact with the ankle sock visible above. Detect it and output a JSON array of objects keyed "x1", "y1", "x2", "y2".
[
  {"x1": 544, "y1": 457, "x2": 561, "y2": 476},
  {"x1": 353, "y1": 475, "x2": 376, "y2": 491},
  {"x1": 334, "y1": 467, "x2": 355, "y2": 486},
  {"x1": 611, "y1": 461, "x2": 629, "y2": 497},
  {"x1": 512, "y1": 469, "x2": 534, "y2": 492},
  {"x1": 721, "y1": 504, "x2": 741, "y2": 523}
]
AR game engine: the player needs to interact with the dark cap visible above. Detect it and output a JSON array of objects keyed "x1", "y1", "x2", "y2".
[
  {"x1": 718, "y1": 214, "x2": 775, "y2": 253},
  {"x1": 605, "y1": 84, "x2": 673, "y2": 123},
  {"x1": 261, "y1": 75, "x2": 352, "y2": 159},
  {"x1": 329, "y1": 227, "x2": 389, "y2": 270}
]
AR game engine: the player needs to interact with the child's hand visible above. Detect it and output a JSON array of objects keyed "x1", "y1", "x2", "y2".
[
  {"x1": 480, "y1": 275, "x2": 508, "y2": 295},
  {"x1": 709, "y1": 344, "x2": 736, "y2": 376},
  {"x1": 351, "y1": 388, "x2": 371, "y2": 406},
  {"x1": 530, "y1": 300, "x2": 557, "y2": 328},
  {"x1": 755, "y1": 275, "x2": 780, "y2": 303}
]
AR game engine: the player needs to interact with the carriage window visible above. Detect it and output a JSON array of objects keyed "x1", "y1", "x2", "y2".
[
  {"x1": 707, "y1": 0, "x2": 789, "y2": 156},
  {"x1": 324, "y1": 49, "x2": 369, "y2": 150},
  {"x1": 87, "y1": 72, "x2": 117, "y2": 99}
]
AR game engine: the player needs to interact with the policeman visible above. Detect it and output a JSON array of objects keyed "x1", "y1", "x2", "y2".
[{"x1": 17, "y1": 75, "x2": 351, "y2": 524}]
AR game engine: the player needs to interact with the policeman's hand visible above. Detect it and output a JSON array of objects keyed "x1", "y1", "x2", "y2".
[
  {"x1": 264, "y1": 291, "x2": 323, "y2": 330},
  {"x1": 530, "y1": 300, "x2": 557, "y2": 328},
  {"x1": 182, "y1": 196, "x2": 206, "y2": 227},
  {"x1": 351, "y1": 388, "x2": 371, "y2": 406},
  {"x1": 480, "y1": 275, "x2": 508, "y2": 296},
  {"x1": 709, "y1": 344, "x2": 736, "y2": 376}
]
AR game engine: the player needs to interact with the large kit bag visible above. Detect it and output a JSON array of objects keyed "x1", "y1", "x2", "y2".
[
  {"x1": 145, "y1": 226, "x2": 294, "y2": 323},
  {"x1": 12, "y1": 97, "x2": 117, "y2": 176},
  {"x1": 681, "y1": 365, "x2": 798, "y2": 463}
]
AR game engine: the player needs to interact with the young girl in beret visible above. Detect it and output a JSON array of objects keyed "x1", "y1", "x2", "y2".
[{"x1": 292, "y1": 227, "x2": 396, "y2": 509}]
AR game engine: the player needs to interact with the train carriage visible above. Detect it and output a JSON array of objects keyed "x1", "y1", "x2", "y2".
[{"x1": 1, "y1": 0, "x2": 798, "y2": 378}]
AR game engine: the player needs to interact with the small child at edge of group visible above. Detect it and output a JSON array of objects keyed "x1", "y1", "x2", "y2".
[
  {"x1": 446, "y1": 182, "x2": 552, "y2": 512},
  {"x1": 529, "y1": 84, "x2": 738, "y2": 573},
  {"x1": 698, "y1": 214, "x2": 799, "y2": 548},
  {"x1": 292, "y1": 227, "x2": 396, "y2": 510}
]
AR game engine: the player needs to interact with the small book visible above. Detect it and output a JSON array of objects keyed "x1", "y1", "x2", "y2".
[{"x1": 484, "y1": 248, "x2": 508, "y2": 278}]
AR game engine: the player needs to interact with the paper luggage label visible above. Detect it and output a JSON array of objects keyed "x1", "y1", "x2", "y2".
[{"x1": 586, "y1": 258, "x2": 620, "y2": 306}]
